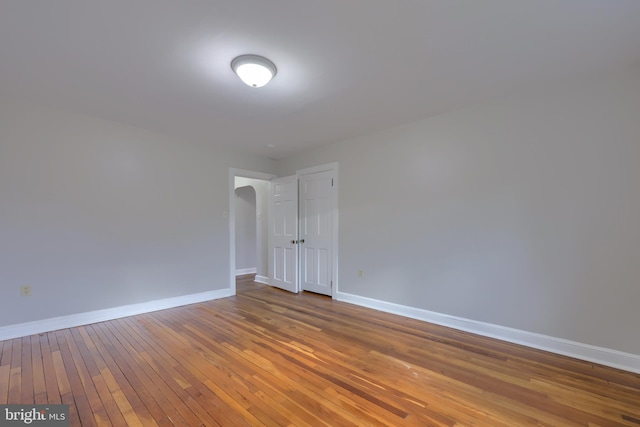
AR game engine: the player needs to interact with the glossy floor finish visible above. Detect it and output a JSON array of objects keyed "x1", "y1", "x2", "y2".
[{"x1": 1, "y1": 278, "x2": 639, "y2": 426}]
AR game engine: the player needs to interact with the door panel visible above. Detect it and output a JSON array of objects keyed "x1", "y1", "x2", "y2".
[
  {"x1": 268, "y1": 175, "x2": 298, "y2": 293},
  {"x1": 300, "y1": 169, "x2": 334, "y2": 295}
]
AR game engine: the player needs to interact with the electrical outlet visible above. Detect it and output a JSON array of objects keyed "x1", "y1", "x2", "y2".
[
  {"x1": 358, "y1": 269, "x2": 365, "y2": 278},
  {"x1": 20, "y1": 285, "x2": 32, "y2": 297}
]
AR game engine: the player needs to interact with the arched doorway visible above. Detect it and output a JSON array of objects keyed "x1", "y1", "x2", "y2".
[{"x1": 234, "y1": 185, "x2": 257, "y2": 275}]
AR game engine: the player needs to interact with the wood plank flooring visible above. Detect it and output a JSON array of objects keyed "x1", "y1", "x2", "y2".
[{"x1": 1, "y1": 277, "x2": 640, "y2": 426}]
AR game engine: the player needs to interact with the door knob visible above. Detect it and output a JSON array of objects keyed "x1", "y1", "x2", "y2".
[
  {"x1": 299, "y1": 239, "x2": 305, "y2": 244},
  {"x1": 291, "y1": 240, "x2": 296, "y2": 244}
]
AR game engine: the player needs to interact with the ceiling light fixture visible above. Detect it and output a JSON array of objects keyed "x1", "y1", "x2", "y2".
[{"x1": 231, "y1": 54, "x2": 277, "y2": 88}]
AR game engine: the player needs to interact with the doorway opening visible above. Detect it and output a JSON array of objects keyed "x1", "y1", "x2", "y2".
[
  {"x1": 234, "y1": 184, "x2": 256, "y2": 275},
  {"x1": 229, "y1": 169, "x2": 275, "y2": 294}
]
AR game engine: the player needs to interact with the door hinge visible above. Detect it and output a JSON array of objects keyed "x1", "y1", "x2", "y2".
[{"x1": 331, "y1": 178, "x2": 334, "y2": 187}]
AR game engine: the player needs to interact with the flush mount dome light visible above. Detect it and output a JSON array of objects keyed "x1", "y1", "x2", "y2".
[{"x1": 231, "y1": 54, "x2": 277, "y2": 88}]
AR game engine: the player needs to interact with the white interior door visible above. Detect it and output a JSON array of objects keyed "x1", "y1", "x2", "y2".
[
  {"x1": 299, "y1": 169, "x2": 334, "y2": 296},
  {"x1": 268, "y1": 175, "x2": 299, "y2": 293}
]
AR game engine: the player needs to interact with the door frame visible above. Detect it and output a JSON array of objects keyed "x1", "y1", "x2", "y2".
[
  {"x1": 229, "y1": 168, "x2": 276, "y2": 295},
  {"x1": 229, "y1": 164, "x2": 339, "y2": 297},
  {"x1": 296, "y1": 162, "x2": 339, "y2": 297}
]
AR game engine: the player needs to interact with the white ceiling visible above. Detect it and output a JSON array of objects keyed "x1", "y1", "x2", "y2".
[{"x1": 2, "y1": 1, "x2": 640, "y2": 159}]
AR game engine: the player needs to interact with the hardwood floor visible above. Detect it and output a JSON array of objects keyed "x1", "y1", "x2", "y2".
[
  {"x1": 236, "y1": 273, "x2": 263, "y2": 294},
  {"x1": 1, "y1": 278, "x2": 640, "y2": 426}
]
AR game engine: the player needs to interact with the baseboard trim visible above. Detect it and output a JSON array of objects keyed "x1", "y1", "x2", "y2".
[
  {"x1": 335, "y1": 291, "x2": 640, "y2": 374},
  {"x1": 255, "y1": 275, "x2": 269, "y2": 285},
  {"x1": 0, "y1": 288, "x2": 234, "y2": 341},
  {"x1": 235, "y1": 268, "x2": 257, "y2": 276}
]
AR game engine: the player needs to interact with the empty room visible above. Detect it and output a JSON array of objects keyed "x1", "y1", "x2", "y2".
[{"x1": 1, "y1": 1, "x2": 640, "y2": 425}]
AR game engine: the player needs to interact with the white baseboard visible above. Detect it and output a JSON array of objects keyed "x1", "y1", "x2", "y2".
[
  {"x1": 0, "y1": 288, "x2": 234, "y2": 342},
  {"x1": 235, "y1": 268, "x2": 257, "y2": 276},
  {"x1": 335, "y1": 291, "x2": 640, "y2": 374},
  {"x1": 255, "y1": 275, "x2": 269, "y2": 284}
]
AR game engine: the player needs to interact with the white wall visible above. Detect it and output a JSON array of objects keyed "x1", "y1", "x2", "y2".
[
  {"x1": 277, "y1": 66, "x2": 640, "y2": 356},
  {"x1": 234, "y1": 176, "x2": 269, "y2": 278},
  {"x1": 234, "y1": 185, "x2": 257, "y2": 271},
  {"x1": 0, "y1": 100, "x2": 276, "y2": 326}
]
